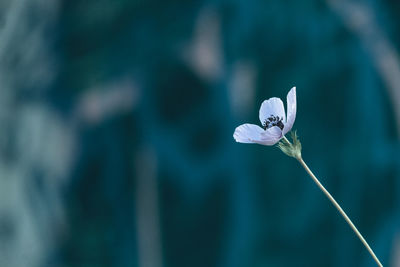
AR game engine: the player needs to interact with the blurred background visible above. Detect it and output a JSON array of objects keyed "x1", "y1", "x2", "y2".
[{"x1": 0, "y1": 0, "x2": 399, "y2": 266}]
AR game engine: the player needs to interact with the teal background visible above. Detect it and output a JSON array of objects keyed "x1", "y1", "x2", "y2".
[{"x1": 0, "y1": 0, "x2": 399, "y2": 266}]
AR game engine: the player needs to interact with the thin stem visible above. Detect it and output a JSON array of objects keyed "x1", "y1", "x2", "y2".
[
  {"x1": 295, "y1": 155, "x2": 383, "y2": 266},
  {"x1": 282, "y1": 135, "x2": 292, "y2": 146}
]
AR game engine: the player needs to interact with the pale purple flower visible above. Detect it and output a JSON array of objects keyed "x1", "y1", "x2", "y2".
[{"x1": 233, "y1": 87, "x2": 297, "y2": 145}]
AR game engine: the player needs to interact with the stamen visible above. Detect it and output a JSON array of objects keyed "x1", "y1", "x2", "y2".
[{"x1": 263, "y1": 115, "x2": 284, "y2": 130}]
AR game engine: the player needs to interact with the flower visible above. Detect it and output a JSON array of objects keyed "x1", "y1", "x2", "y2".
[{"x1": 233, "y1": 87, "x2": 297, "y2": 145}]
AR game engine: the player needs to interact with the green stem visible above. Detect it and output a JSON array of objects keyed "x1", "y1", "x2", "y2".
[
  {"x1": 282, "y1": 135, "x2": 292, "y2": 146},
  {"x1": 282, "y1": 136, "x2": 383, "y2": 267}
]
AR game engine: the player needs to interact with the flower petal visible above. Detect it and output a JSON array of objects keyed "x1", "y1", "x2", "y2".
[
  {"x1": 233, "y1": 124, "x2": 282, "y2": 145},
  {"x1": 233, "y1": 124, "x2": 265, "y2": 144},
  {"x1": 260, "y1": 126, "x2": 283, "y2": 145},
  {"x1": 283, "y1": 87, "x2": 296, "y2": 135},
  {"x1": 259, "y1": 97, "x2": 286, "y2": 125}
]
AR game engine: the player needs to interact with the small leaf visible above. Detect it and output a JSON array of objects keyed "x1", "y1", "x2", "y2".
[{"x1": 277, "y1": 131, "x2": 302, "y2": 159}]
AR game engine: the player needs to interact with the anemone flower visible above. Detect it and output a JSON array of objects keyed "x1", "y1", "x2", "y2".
[
  {"x1": 233, "y1": 87, "x2": 296, "y2": 145},
  {"x1": 232, "y1": 86, "x2": 383, "y2": 267}
]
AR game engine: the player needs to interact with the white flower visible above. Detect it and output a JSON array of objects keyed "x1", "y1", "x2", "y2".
[{"x1": 233, "y1": 87, "x2": 297, "y2": 145}]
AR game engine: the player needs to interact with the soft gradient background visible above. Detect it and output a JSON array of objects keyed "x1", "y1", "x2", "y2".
[{"x1": 0, "y1": 0, "x2": 399, "y2": 266}]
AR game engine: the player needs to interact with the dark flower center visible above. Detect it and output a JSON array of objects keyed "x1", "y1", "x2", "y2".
[{"x1": 263, "y1": 115, "x2": 284, "y2": 130}]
